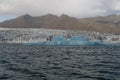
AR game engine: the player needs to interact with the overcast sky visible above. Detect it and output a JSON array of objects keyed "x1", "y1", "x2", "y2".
[{"x1": 0, "y1": 0, "x2": 120, "y2": 22}]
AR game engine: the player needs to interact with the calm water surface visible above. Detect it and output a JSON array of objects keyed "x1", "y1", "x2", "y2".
[{"x1": 0, "y1": 44, "x2": 120, "y2": 80}]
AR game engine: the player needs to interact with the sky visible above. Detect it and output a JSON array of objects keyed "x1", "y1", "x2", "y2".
[{"x1": 0, "y1": 0, "x2": 120, "y2": 22}]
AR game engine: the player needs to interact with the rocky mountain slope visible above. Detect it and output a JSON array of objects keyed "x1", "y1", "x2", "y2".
[
  {"x1": 79, "y1": 14, "x2": 120, "y2": 34},
  {"x1": 0, "y1": 14, "x2": 120, "y2": 34}
]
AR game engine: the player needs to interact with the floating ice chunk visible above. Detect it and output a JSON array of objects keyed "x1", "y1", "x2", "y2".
[
  {"x1": 52, "y1": 36, "x2": 66, "y2": 41},
  {"x1": 71, "y1": 36, "x2": 89, "y2": 41},
  {"x1": 24, "y1": 36, "x2": 105, "y2": 46}
]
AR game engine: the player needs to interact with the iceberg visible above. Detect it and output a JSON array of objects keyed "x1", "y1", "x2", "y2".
[
  {"x1": 52, "y1": 36, "x2": 66, "y2": 41},
  {"x1": 24, "y1": 36, "x2": 105, "y2": 46}
]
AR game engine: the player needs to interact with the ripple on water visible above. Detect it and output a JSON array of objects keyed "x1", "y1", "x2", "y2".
[{"x1": 0, "y1": 44, "x2": 119, "y2": 80}]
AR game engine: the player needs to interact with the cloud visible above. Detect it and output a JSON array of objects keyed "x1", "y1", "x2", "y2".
[{"x1": 0, "y1": 0, "x2": 120, "y2": 18}]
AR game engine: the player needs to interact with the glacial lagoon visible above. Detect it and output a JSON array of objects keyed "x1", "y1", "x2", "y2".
[{"x1": 0, "y1": 44, "x2": 120, "y2": 80}]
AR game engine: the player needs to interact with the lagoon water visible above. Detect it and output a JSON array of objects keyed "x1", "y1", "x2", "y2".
[{"x1": 0, "y1": 44, "x2": 120, "y2": 80}]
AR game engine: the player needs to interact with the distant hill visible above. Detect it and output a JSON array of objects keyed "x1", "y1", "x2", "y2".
[
  {"x1": 79, "y1": 14, "x2": 120, "y2": 34},
  {"x1": 0, "y1": 14, "x2": 120, "y2": 34}
]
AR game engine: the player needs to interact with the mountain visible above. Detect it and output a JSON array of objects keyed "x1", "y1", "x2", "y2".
[
  {"x1": 0, "y1": 14, "x2": 88, "y2": 29},
  {"x1": 0, "y1": 14, "x2": 120, "y2": 34},
  {"x1": 79, "y1": 14, "x2": 120, "y2": 34}
]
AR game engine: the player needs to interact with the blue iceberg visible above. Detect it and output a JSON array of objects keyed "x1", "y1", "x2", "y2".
[
  {"x1": 52, "y1": 36, "x2": 66, "y2": 41},
  {"x1": 24, "y1": 36, "x2": 105, "y2": 46}
]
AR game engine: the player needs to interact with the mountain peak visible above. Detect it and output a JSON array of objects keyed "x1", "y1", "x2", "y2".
[
  {"x1": 46, "y1": 13, "x2": 54, "y2": 16},
  {"x1": 43, "y1": 14, "x2": 58, "y2": 17},
  {"x1": 20, "y1": 14, "x2": 32, "y2": 22},
  {"x1": 18, "y1": 14, "x2": 32, "y2": 19},
  {"x1": 23, "y1": 14, "x2": 32, "y2": 18},
  {"x1": 23, "y1": 14, "x2": 32, "y2": 17},
  {"x1": 60, "y1": 14, "x2": 69, "y2": 18}
]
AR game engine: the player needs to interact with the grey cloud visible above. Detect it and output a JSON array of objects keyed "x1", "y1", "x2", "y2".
[{"x1": 0, "y1": 0, "x2": 120, "y2": 18}]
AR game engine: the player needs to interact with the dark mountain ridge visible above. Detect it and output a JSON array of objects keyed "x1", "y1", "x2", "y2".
[{"x1": 0, "y1": 14, "x2": 120, "y2": 34}]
